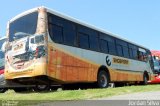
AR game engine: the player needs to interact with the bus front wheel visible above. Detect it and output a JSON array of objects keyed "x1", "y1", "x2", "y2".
[
  {"x1": 97, "y1": 71, "x2": 109, "y2": 88},
  {"x1": 143, "y1": 74, "x2": 148, "y2": 85},
  {"x1": 140, "y1": 73, "x2": 148, "y2": 85}
]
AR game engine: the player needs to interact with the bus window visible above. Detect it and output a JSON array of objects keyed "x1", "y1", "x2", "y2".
[
  {"x1": 123, "y1": 46, "x2": 129, "y2": 58},
  {"x1": 100, "y1": 39, "x2": 109, "y2": 53},
  {"x1": 63, "y1": 22, "x2": 76, "y2": 46},
  {"x1": 100, "y1": 33, "x2": 116, "y2": 55},
  {"x1": 116, "y1": 39, "x2": 129, "y2": 58},
  {"x1": 48, "y1": 14, "x2": 77, "y2": 46},
  {"x1": 49, "y1": 24, "x2": 63, "y2": 43},
  {"x1": 129, "y1": 44, "x2": 138, "y2": 60},
  {"x1": 117, "y1": 45, "x2": 123, "y2": 57},
  {"x1": 137, "y1": 51, "x2": 144, "y2": 61},
  {"x1": 89, "y1": 32, "x2": 99, "y2": 51},
  {"x1": 129, "y1": 48, "x2": 134, "y2": 59},
  {"x1": 9, "y1": 12, "x2": 38, "y2": 42},
  {"x1": 108, "y1": 40, "x2": 116, "y2": 55},
  {"x1": 78, "y1": 33, "x2": 89, "y2": 49},
  {"x1": 78, "y1": 25, "x2": 99, "y2": 51}
]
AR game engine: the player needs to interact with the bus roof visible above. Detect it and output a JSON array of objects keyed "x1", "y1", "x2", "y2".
[{"x1": 9, "y1": 6, "x2": 149, "y2": 50}]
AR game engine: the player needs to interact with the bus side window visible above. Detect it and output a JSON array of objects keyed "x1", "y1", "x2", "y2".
[
  {"x1": 143, "y1": 53, "x2": 148, "y2": 62},
  {"x1": 49, "y1": 24, "x2": 63, "y2": 43},
  {"x1": 89, "y1": 32, "x2": 99, "y2": 51},
  {"x1": 107, "y1": 35, "x2": 116, "y2": 55},
  {"x1": 108, "y1": 42, "x2": 116, "y2": 55},
  {"x1": 129, "y1": 48, "x2": 134, "y2": 59},
  {"x1": 63, "y1": 21, "x2": 76, "y2": 46},
  {"x1": 48, "y1": 14, "x2": 64, "y2": 43},
  {"x1": 78, "y1": 33, "x2": 89, "y2": 49},
  {"x1": 100, "y1": 39, "x2": 109, "y2": 53},
  {"x1": 137, "y1": 51, "x2": 143, "y2": 61},
  {"x1": 116, "y1": 39, "x2": 129, "y2": 58},
  {"x1": 99, "y1": 33, "x2": 116, "y2": 55},
  {"x1": 123, "y1": 46, "x2": 129, "y2": 58},
  {"x1": 137, "y1": 51, "x2": 147, "y2": 62},
  {"x1": 129, "y1": 44, "x2": 138, "y2": 60},
  {"x1": 116, "y1": 45, "x2": 123, "y2": 57}
]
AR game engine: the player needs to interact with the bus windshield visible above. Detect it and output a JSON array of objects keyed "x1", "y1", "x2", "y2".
[{"x1": 9, "y1": 12, "x2": 38, "y2": 42}]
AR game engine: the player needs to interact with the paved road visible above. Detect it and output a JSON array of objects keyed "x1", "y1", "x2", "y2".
[
  {"x1": 34, "y1": 91, "x2": 160, "y2": 106},
  {"x1": 100, "y1": 91, "x2": 160, "y2": 100}
]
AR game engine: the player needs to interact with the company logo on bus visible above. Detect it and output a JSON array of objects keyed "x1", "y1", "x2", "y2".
[
  {"x1": 106, "y1": 56, "x2": 111, "y2": 66},
  {"x1": 112, "y1": 58, "x2": 129, "y2": 65}
]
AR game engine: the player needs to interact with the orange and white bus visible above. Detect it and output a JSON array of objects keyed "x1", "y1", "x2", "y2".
[{"x1": 5, "y1": 6, "x2": 155, "y2": 91}]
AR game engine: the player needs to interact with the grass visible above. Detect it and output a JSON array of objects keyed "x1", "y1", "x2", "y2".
[
  {"x1": 0, "y1": 84, "x2": 160, "y2": 101},
  {"x1": 0, "y1": 84, "x2": 160, "y2": 105}
]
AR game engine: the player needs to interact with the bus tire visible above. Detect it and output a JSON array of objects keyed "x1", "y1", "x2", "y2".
[
  {"x1": 0, "y1": 88, "x2": 7, "y2": 93},
  {"x1": 141, "y1": 73, "x2": 148, "y2": 85},
  {"x1": 34, "y1": 85, "x2": 50, "y2": 92},
  {"x1": 50, "y1": 86, "x2": 59, "y2": 91},
  {"x1": 97, "y1": 70, "x2": 109, "y2": 88},
  {"x1": 143, "y1": 74, "x2": 148, "y2": 85}
]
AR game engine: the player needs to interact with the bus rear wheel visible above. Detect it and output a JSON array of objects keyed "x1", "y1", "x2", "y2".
[
  {"x1": 97, "y1": 71, "x2": 109, "y2": 88},
  {"x1": 34, "y1": 85, "x2": 50, "y2": 92}
]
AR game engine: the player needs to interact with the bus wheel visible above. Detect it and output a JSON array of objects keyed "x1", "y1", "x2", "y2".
[
  {"x1": 34, "y1": 85, "x2": 50, "y2": 92},
  {"x1": 50, "y1": 86, "x2": 59, "y2": 91},
  {"x1": 97, "y1": 71, "x2": 109, "y2": 88},
  {"x1": 142, "y1": 74, "x2": 148, "y2": 85},
  {"x1": 0, "y1": 88, "x2": 7, "y2": 93}
]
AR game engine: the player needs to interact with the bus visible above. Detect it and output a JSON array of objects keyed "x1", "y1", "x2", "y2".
[
  {"x1": 148, "y1": 51, "x2": 160, "y2": 84},
  {"x1": 151, "y1": 50, "x2": 160, "y2": 60},
  {"x1": 4, "y1": 6, "x2": 155, "y2": 91},
  {"x1": 0, "y1": 37, "x2": 7, "y2": 93},
  {"x1": 151, "y1": 51, "x2": 160, "y2": 74}
]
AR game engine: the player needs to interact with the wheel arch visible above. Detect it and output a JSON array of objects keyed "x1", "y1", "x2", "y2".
[{"x1": 97, "y1": 65, "x2": 111, "y2": 81}]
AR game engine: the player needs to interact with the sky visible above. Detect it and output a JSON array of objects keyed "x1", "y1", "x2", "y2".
[{"x1": 0, "y1": 0, "x2": 160, "y2": 50}]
